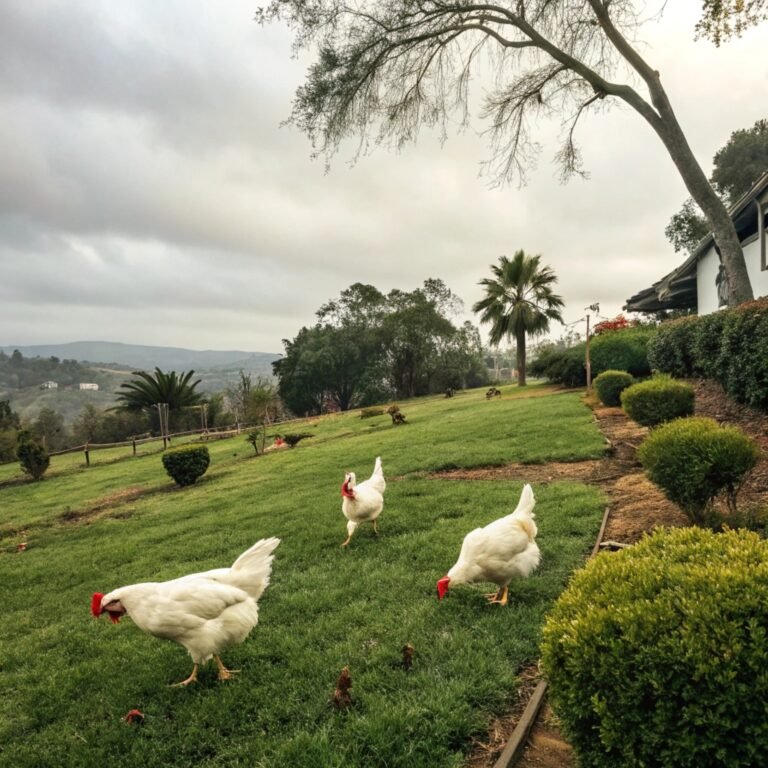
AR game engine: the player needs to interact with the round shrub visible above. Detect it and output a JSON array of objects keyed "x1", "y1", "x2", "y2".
[
  {"x1": 529, "y1": 343, "x2": 587, "y2": 387},
  {"x1": 162, "y1": 444, "x2": 210, "y2": 486},
  {"x1": 16, "y1": 431, "x2": 49, "y2": 480},
  {"x1": 620, "y1": 375, "x2": 694, "y2": 427},
  {"x1": 593, "y1": 370, "x2": 635, "y2": 407},
  {"x1": 638, "y1": 416, "x2": 760, "y2": 524},
  {"x1": 542, "y1": 526, "x2": 768, "y2": 768}
]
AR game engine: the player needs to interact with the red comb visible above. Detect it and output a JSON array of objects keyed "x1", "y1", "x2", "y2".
[
  {"x1": 436, "y1": 577, "x2": 450, "y2": 600},
  {"x1": 91, "y1": 592, "x2": 104, "y2": 618}
]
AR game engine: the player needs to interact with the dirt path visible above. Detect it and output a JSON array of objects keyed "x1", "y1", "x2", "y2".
[{"x1": 464, "y1": 381, "x2": 768, "y2": 768}]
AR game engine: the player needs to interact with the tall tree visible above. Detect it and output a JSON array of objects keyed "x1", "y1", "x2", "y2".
[
  {"x1": 260, "y1": 0, "x2": 754, "y2": 306},
  {"x1": 696, "y1": 0, "x2": 767, "y2": 45},
  {"x1": 113, "y1": 368, "x2": 203, "y2": 431},
  {"x1": 473, "y1": 251, "x2": 564, "y2": 386},
  {"x1": 665, "y1": 118, "x2": 768, "y2": 254}
]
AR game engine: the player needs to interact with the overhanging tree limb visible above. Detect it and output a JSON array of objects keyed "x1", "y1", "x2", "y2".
[{"x1": 260, "y1": 0, "x2": 754, "y2": 304}]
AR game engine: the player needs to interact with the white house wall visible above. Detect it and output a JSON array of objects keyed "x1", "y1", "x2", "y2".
[{"x1": 697, "y1": 236, "x2": 766, "y2": 315}]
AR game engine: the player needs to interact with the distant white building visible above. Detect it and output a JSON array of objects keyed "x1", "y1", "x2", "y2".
[
  {"x1": 40, "y1": 381, "x2": 58, "y2": 390},
  {"x1": 79, "y1": 383, "x2": 99, "y2": 391}
]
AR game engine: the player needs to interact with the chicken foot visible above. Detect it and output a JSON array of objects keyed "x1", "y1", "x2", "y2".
[
  {"x1": 486, "y1": 586, "x2": 509, "y2": 606},
  {"x1": 214, "y1": 655, "x2": 240, "y2": 681},
  {"x1": 172, "y1": 664, "x2": 199, "y2": 687}
]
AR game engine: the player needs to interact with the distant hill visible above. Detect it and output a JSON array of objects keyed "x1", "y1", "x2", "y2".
[{"x1": 0, "y1": 341, "x2": 280, "y2": 374}]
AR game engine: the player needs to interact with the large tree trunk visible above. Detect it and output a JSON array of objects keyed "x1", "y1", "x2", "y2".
[
  {"x1": 516, "y1": 330, "x2": 526, "y2": 387},
  {"x1": 643, "y1": 81, "x2": 753, "y2": 305},
  {"x1": 587, "y1": 3, "x2": 754, "y2": 306}
]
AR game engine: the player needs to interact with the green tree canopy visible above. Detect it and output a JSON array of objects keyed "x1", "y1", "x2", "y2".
[
  {"x1": 274, "y1": 280, "x2": 488, "y2": 414},
  {"x1": 696, "y1": 0, "x2": 767, "y2": 45},
  {"x1": 666, "y1": 118, "x2": 768, "y2": 254},
  {"x1": 473, "y1": 251, "x2": 564, "y2": 386}
]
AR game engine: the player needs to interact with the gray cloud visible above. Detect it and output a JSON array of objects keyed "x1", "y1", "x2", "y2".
[{"x1": 1, "y1": 0, "x2": 766, "y2": 354}]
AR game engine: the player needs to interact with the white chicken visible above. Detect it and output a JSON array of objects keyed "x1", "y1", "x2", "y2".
[
  {"x1": 340, "y1": 456, "x2": 385, "y2": 547},
  {"x1": 437, "y1": 484, "x2": 540, "y2": 606},
  {"x1": 91, "y1": 537, "x2": 280, "y2": 686}
]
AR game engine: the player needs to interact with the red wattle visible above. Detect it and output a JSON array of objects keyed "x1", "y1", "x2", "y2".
[
  {"x1": 91, "y1": 592, "x2": 104, "y2": 618},
  {"x1": 436, "y1": 577, "x2": 450, "y2": 600}
]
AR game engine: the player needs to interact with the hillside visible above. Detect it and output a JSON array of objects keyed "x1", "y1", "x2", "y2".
[
  {"x1": 0, "y1": 341, "x2": 279, "y2": 373},
  {"x1": 0, "y1": 342, "x2": 281, "y2": 425}
]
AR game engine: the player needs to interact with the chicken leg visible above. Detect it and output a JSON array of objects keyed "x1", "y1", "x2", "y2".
[
  {"x1": 214, "y1": 655, "x2": 239, "y2": 681},
  {"x1": 172, "y1": 664, "x2": 199, "y2": 687},
  {"x1": 486, "y1": 586, "x2": 509, "y2": 606}
]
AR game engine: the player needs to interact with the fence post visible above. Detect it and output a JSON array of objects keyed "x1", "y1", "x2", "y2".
[
  {"x1": 84, "y1": 443, "x2": 90, "y2": 467},
  {"x1": 132, "y1": 439, "x2": 137, "y2": 456}
]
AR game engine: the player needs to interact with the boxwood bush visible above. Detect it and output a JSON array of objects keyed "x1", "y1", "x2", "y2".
[
  {"x1": 542, "y1": 527, "x2": 768, "y2": 768},
  {"x1": 638, "y1": 416, "x2": 760, "y2": 525},
  {"x1": 593, "y1": 370, "x2": 635, "y2": 407},
  {"x1": 162, "y1": 444, "x2": 210, "y2": 486},
  {"x1": 621, "y1": 375, "x2": 694, "y2": 427}
]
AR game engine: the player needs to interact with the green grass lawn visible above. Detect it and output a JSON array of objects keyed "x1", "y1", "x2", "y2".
[{"x1": 0, "y1": 386, "x2": 606, "y2": 768}]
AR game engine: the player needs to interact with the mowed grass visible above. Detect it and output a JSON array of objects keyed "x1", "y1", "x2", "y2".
[{"x1": 0, "y1": 387, "x2": 605, "y2": 768}]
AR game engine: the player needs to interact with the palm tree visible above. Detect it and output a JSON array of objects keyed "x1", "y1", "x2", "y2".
[
  {"x1": 113, "y1": 368, "x2": 204, "y2": 430},
  {"x1": 473, "y1": 251, "x2": 565, "y2": 386}
]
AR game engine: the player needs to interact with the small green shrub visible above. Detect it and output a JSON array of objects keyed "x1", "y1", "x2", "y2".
[
  {"x1": 161, "y1": 444, "x2": 210, "y2": 486},
  {"x1": 621, "y1": 375, "x2": 694, "y2": 427},
  {"x1": 360, "y1": 407, "x2": 385, "y2": 419},
  {"x1": 638, "y1": 416, "x2": 760, "y2": 524},
  {"x1": 16, "y1": 431, "x2": 49, "y2": 480},
  {"x1": 542, "y1": 527, "x2": 768, "y2": 768},
  {"x1": 593, "y1": 370, "x2": 635, "y2": 407}
]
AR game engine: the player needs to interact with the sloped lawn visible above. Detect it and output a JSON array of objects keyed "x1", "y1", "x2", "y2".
[{"x1": 0, "y1": 388, "x2": 605, "y2": 767}]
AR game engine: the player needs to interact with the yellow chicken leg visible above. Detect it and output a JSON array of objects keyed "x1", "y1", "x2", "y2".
[
  {"x1": 172, "y1": 664, "x2": 199, "y2": 687},
  {"x1": 214, "y1": 655, "x2": 239, "y2": 681},
  {"x1": 487, "y1": 586, "x2": 509, "y2": 606}
]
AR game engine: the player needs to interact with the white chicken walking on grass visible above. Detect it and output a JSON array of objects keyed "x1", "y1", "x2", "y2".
[
  {"x1": 437, "y1": 484, "x2": 540, "y2": 606},
  {"x1": 340, "y1": 456, "x2": 386, "y2": 547},
  {"x1": 91, "y1": 537, "x2": 280, "y2": 686}
]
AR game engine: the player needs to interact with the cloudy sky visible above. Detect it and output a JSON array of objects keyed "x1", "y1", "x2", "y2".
[{"x1": 0, "y1": 1, "x2": 765, "y2": 354}]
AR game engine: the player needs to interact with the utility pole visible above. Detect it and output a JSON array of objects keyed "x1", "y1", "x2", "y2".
[{"x1": 585, "y1": 303, "x2": 600, "y2": 391}]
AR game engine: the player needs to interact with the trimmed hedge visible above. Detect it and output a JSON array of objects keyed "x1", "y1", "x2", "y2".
[
  {"x1": 542, "y1": 527, "x2": 768, "y2": 768},
  {"x1": 648, "y1": 298, "x2": 768, "y2": 411},
  {"x1": 638, "y1": 416, "x2": 760, "y2": 524},
  {"x1": 530, "y1": 326, "x2": 655, "y2": 388},
  {"x1": 589, "y1": 326, "x2": 655, "y2": 378},
  {"x1": 593, "y1": 370, "x2": 635, "y2": 407},
  {"x1": 646, "y1": 315, "x2": 698, "y2": 378},
  {"x1": 621, "y1": 375, "x2": 694, "y2": 427},
  {"x1": 162, "y1": 444, "x2": 210, "y2": 486}
]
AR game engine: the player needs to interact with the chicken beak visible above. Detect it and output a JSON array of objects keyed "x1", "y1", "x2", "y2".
[{"x1": 436, "y1": 577, "x2": 450, "y2": 600}]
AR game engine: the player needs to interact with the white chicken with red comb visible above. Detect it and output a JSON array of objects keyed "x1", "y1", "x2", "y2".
[
  {"x1": 437, "y1": 484, "x2": 540, "y2": 606},
  {"x1": 91, "y1": 537, "x2": 280, "y2": 686},
  {"x1": 340, "y1": 456, "x2": 385, "y2": 547}
]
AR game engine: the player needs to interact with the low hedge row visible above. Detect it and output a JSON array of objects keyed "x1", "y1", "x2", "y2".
[{"x1": 647, "y1": 298, "x2": 768, "y2": 410}]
